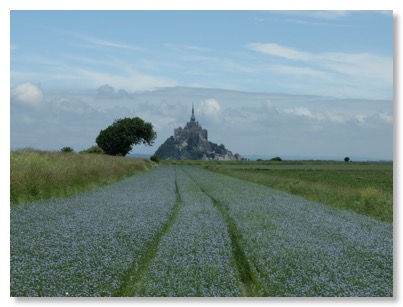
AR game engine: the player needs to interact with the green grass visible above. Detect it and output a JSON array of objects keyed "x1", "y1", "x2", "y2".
[
  {"x1": 162, "y1": 160, "x2": 393, "y2": 223},
  {"x1": 10, "y1": 148, "x2": 156, "y2": 205}
]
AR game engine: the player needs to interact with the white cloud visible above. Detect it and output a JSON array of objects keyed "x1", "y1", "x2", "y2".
[
  {"x1": 198, "y1": 99, "x2": 222, "y2": 124},
  {"x1": 319, "y1": 52, "x2": 392, "y2": 83},
  {"x1": 283, "y1": 106, "x2": 315, "y2": 118},
  {"x1": 89, "y1": 39, "x2": 142, "y2": 51},
  {"x1": 279, "y1": 105, "x2": 392, "y2": 126},
  {"x1": 248, "y1": 43, "x2": 392, "y2": 77},
  {"x1": 282, "y1": 106, "x2": 327, "y2": 122},
  {"x1": 254, "y1": 11, "x2": 352, "y2": 28},
  {"x1": 265, "y1": 99, "x2": 273, "y2": 109},
  {"x1": 75, "y1": 34, "x2": 144, "y2": 51},
  {"x1": 293, "y1": 11, "x2": 350, "y2": 20},
  {"x1": 355, "y1": 114, "x2": 367, "y2": 125},
  {"x1": 379, "y1": 112, "x2": 393, "y2": 124},
  {"x1": 354, "y1": 112, "x2": 394, "y2": 127},
  {"x1": 325, "y1": 112, "x2": 347, "y2": 124},
  {"x1": 283, "y1": 18, "x2": 350, "y2": 28},
  {"x1": 268, "y1": 64, "x2": 329, "y2": 78},
  {"x1": 247, "y1": 42, "x2": 393, "y2": 99},
  {"x1": 11, "y1": 82, "x2": 44, "y2": 107},
  {"x1": 247, "y1": 43, "x2": 312, "y2": 61}
]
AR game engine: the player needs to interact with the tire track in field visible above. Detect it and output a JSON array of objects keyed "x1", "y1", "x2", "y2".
[
  {"x1": 183, "y1": 168, "x2": 258, "y2": 297},
  {"x1": 206, "y1": 191, "x2": 258, "y2": 297},
  {"x1": 113, "y1": 168, "x2": 182, "y2": 297}
]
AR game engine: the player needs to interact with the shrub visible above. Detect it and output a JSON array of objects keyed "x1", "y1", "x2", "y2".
[
  {"x1": 61, "y1": 146, "x2": 74, "y2": 153},
  {"x1": 270, "y1": 157, "x2": 282, "y2": 161},
  {"x1": 150, "y1": 155, "x2": 160, "y2": 163},
  {"x1": 80, "y1": 145, "x2": 105, "y2": 154}
]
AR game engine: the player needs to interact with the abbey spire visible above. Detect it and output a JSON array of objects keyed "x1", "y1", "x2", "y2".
[{"x1": 190, "y1": 104, "x2": 196, "y2": 122}]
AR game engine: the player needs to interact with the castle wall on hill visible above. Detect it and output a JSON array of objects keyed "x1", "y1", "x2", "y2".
[
  {"x1": 174, "y1": 121, "x2": 208, "y2": 143},
  {"x1": 174, "y1": 106, "x2": 208, "y2": 144}
]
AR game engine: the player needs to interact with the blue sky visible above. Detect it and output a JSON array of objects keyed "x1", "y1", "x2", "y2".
[
  {"x1": 7, "y1": 8, "x2": 394, "y2": 160},
  {"x1": 11, "y1": 10, "x2": 392, "y2": 98}
]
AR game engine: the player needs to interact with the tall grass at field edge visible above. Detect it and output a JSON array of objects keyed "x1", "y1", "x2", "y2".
[
  {"x1": 10, "y1": 148, "x2": 157, "y2": 205},
  {"x1": 203, "y1": 166, "x2": 393, "y2": 223}
]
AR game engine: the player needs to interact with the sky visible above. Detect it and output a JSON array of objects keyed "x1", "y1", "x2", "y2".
[
  {"x1": 11, "y1": 10, "x2": 392, "y2": 98},
  {"x1": 8, "y1": 7, "x2": 394, "y2": 160}
]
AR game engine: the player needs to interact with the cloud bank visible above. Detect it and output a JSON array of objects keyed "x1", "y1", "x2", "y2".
[{"x1": 10, "y1": 85, "x2": 393, "y2": 160}]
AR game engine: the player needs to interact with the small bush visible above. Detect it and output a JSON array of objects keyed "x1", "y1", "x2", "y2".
[
  {"x1": 61, "y1": 146, "x2": 74, "y2": 153},
  {"x1": 150, "y1": 155, "x2": 160, "y2": 163},
  {"x1": 270, "y1": 157, "x2": 282, "y2": 161},
  {"x1": 80, "y1": 145, "x2": 105, "y2": 154}
]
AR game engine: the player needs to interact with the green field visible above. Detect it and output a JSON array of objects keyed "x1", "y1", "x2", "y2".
[
  {"x1": 11, "y1": 151, "x2": 393, "y2": 223},
  {"x1": 163, "y1": 160, "x2": 393, "y2": 223},
  {"x1": 10, "y1": 148, "x2": 156, "y2": 205}
]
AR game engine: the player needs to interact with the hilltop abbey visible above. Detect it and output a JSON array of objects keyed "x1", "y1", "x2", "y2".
[
  {"x1": 154, "y1": 105, "x2": 245, "y2": 160},
  {"x1": 174, "y1": 105, "x2": 208, "y2": 145}
]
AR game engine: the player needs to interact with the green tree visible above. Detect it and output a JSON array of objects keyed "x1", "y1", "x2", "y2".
[
  {"x1": 96, "y1": 117, "x2": 156, "y2": 156},
  {"x1": 344, "y1": 156, "x2": 350, "y2": 162}
]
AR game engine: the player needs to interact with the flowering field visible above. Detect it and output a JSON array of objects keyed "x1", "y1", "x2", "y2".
[
  {"x1": 10, "y1": 166, "x2": 393, "y2": 297},
  {"x1": 11, "y1": 167, "x2": 177, "y2": 296}
]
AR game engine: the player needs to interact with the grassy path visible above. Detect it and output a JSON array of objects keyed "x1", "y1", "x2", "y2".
[
  {"x1": 113, "y1": 169, "x2": 183, "y2": 296},
  {"x1": 184, "y1": 170, "x2": 256, "y2": 296},
  {"x1": 132, "y1": 167, "x2": 240, "y2": 296},
  {"x1": 206, "y1": 191, "x2": 256, "y2": 297}
]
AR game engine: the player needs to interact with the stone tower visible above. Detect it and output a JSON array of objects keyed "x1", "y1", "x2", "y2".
[{"x1": 174, "y1": 105, "x2": 208, "y2": 144}]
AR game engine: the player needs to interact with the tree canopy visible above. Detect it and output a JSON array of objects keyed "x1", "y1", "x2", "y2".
[{"x1": 96, "y1": 117, "x2": 156, "y2": 156}]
